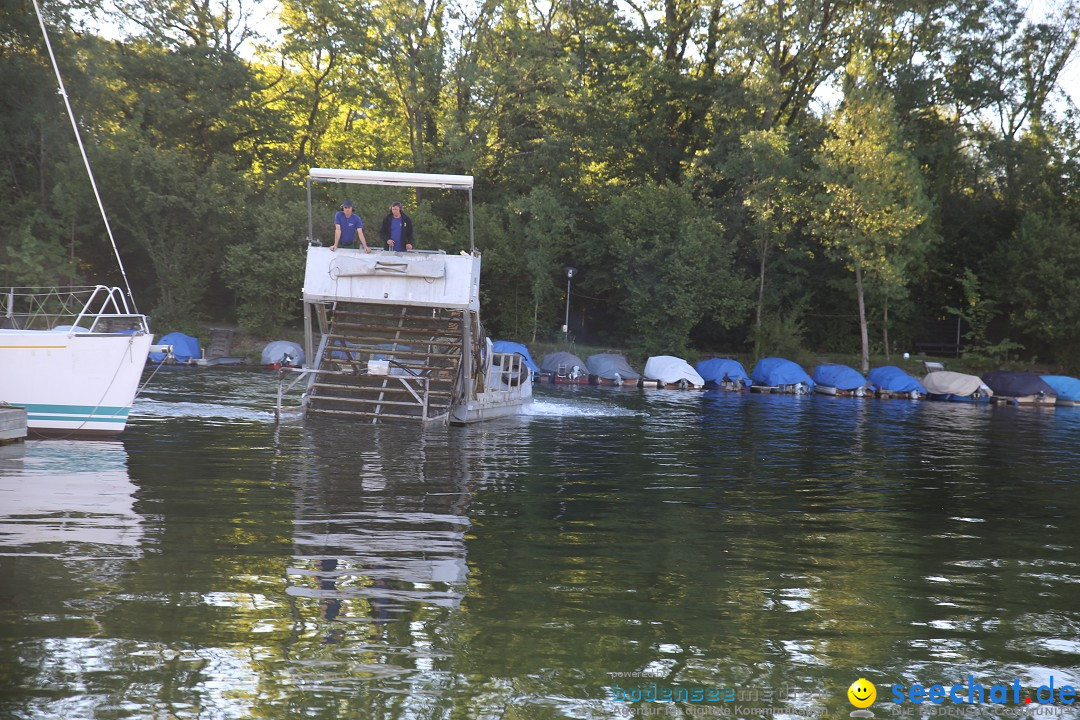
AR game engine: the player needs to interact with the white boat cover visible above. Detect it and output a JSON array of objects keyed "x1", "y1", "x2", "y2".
[
  {"x1": 921, "y1": 371, "x2": 993, "y2": 397},
  {"x1": 643, "y1": 356, "x2": 705, "y2": 387}
]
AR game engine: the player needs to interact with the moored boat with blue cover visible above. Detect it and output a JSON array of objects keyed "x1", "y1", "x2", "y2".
[
  {"x1": 492, "y1": 341, "x2": 540, "y2": 374},
  {"x1": 750, "y1": 357, "x2": 814, "y2": 394},
  {"x1": 149, "y1": 332, "x2": 201, "y2": 365},
  {"x1": 868, "y1": 366, "x2": 926, "y2": 399},
  {"x1": 982, "y1": 371, "x2": 1056, "y2": 405},
  {"x1": 811, "y1": 364, "x2": 868, "y2": 396},
  {"x1": 1042, "y1": 375, "x2": 1080, "y2": 406},
  {"x1": 696, "y1": 358, "x2": 750, "y2": 390}
]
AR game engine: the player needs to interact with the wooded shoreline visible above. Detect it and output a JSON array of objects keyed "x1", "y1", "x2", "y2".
[{"x1": 3, "y1": 0, "x2": 1078, "y2": 372}]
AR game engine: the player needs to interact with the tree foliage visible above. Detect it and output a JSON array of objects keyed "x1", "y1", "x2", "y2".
[
  {"x1": 3, "y1": 0, "x2": 1079, "y2": 368},
  {"x1": 813, "y1": 58, "x2": 933, "y2": 372}
]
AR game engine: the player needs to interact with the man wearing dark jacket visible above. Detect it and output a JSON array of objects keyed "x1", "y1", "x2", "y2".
[{"x1": 380, "y1": 202, "x2": 415, "y2": 251}]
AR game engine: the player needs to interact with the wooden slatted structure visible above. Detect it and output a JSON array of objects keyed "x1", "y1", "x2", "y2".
[{"x1": 305, "y1": 303, "x2": 472, "y2": 423}]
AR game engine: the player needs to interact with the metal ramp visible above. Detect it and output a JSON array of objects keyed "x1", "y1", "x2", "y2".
[{"x1": 304, "y1": 303, "x2": 466, "y2": 423}]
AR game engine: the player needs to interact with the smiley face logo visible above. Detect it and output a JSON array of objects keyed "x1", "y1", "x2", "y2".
[{"x1": 848, "y1": 678, "x2": 876, "y2": 708}]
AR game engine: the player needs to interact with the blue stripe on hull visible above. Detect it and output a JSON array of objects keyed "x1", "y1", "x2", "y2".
[
  {"x1": 27, "y1": 414, "x2": 129, "y2": 424},
  {"x1": 23, "y1": 404, "x2": 132, "y2": 430},
  {"x1": 20, "y1": 403, "x2": 130, "y2": 416}
]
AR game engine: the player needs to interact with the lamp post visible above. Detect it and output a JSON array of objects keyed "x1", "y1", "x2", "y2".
[{"x1": 563, "y1": 266, "x2": 577, "y2": 343}]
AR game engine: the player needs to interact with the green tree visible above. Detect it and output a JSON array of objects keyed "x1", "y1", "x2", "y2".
[
  {"x1": 723, "y1": 127, "x2": 804, "y2": 354},
  {"x1": 0, "y1": 0, "x2": 102, "y2": 288},
  {"x1": 996, "y1": 209, "x2": 1080, "y2": 362},
  {"x1": 102, "y1": 146, "x2": 246, "y2": 329},
  {"x1": 812, "y1": 59, "x2": 932, "y2": 373},
  {"x1": 222, "y1": 193, "x2": 308, "y2": 335},
  {"x1": 946, "y1": 268, "x2": 1023, "y2": 362},
  {"x1": 599, "y1": 182, "x2": 750, "y2": 357},
  {"x1": 515, "y1": 187, "x2": 574, "y2": 342}
]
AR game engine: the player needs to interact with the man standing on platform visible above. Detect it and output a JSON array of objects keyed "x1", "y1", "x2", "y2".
[
  {"x1": 331, "y1": 200, "x2": 371, "y2": 252},
  {"x1": 380, "y1": 201, "x2": 414, "y2": 251}
]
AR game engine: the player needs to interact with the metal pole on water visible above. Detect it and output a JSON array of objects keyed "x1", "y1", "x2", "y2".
[{"x1": 563, "y1": 266, "x2": 577, "y2": 343}]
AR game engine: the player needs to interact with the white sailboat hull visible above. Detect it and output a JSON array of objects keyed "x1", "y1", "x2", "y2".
[{"x1": 0, "y1": 330, "x2": 152, "y2": 436}]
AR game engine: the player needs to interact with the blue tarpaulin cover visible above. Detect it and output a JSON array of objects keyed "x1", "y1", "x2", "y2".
[
  {"x1": 586, "y1": 353, "x2": 640, "y2": 381},
  {"x1": 868, "y1": 366, "x2": 927, "y2": 394},
  {"x1": 750, "y1": 357, "x2": 814, "y2": 388},
  {"x1": 493, "y1": 340, "x2": 540, "y2": 373},
  {"x1": 329, "y1": 341, "x2": 360, "y2": 361},
  {"x1": 1042, "y1": 375, "x2": 1080, "y2": 402},
  {"x1": 812, "y1": 364, "x2": 867, "y2": 390},
  {"x1": 982, "y1": 371, "x2": 1056, "y2": 398},
  {"x1": 150, "y1": 331, "x2": 200, "y2": 363},
  {"x1": 696, "y1": 358, "x2": 749, "y2": 386}
]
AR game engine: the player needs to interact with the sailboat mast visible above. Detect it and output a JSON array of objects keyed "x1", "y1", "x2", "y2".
[{"x1": 31, "y1": 0, "x2": 139, "y2": 313}]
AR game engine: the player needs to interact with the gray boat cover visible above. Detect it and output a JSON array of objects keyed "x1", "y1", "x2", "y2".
[
  {"x1": 586, "y1": 353, "x2": 641, "y2": 380},
  {"x1": 261, "y1": 340, "x2": 305, "y2": 366},
  {"x1": 982, "y1": 371, "x2": 1056, "y2": 398},
  {"x1": 921, "y1": 371, "x2": 992, "y2": 397},
  {"x1": 643, "y1": 356, "x2": 705, "y2": 386},
  {"x1": 541, "y1": 351, "x2": 587, "y2": 375}
]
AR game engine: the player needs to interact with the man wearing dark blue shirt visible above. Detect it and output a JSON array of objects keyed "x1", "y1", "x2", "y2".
[
  {"x1": 380, "y1": 202, "x2": 414, "y2": 252},
  {"x1": 332, "y1": 200, "x2": 370, "y2": 252}
]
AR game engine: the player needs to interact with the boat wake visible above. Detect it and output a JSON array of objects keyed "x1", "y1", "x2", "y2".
[
  {"x1": 133, "y1": 398, "x2": 278, "y2": 423},
  {"x1": 523, "y1": 398, "x2": 640, "y2": 418}
]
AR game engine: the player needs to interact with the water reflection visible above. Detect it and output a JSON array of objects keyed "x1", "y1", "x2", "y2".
[
  {"x1": 273, "y1": 423, "x2": 476, "y2": 712},
  {"x1": 0, "y1": 440, "x2": 142, "y2": 553},
  {"x1": 0, "y1": 371, "x2": 1078, "y2": 719}
]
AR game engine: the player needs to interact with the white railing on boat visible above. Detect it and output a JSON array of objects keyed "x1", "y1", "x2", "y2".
[{"x1": 2, "y1": 285, "x2": 149, "y2": 335}]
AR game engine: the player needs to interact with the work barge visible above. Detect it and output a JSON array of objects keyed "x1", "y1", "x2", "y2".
[{"x1": 277, "y1": 169, "x2": 532, "y2": 425}]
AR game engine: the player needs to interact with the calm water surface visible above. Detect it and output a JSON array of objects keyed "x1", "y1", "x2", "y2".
[{"x1": 1, "y1": 369, "x2": 1079, "y2": 719}]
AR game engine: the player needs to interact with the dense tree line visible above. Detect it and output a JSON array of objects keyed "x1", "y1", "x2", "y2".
[{"x1": 3, "y1": 0, "x2": 1079, "y2": 369}]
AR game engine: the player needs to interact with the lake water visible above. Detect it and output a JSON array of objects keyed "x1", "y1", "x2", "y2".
[{"x1": 1, "y1": 369, "x2": 1079, "y2": 719}]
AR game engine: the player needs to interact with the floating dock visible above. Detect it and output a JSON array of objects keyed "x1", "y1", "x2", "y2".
[{"x1": 0, "y1": 406, "x2": 27, "y2": 444}]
